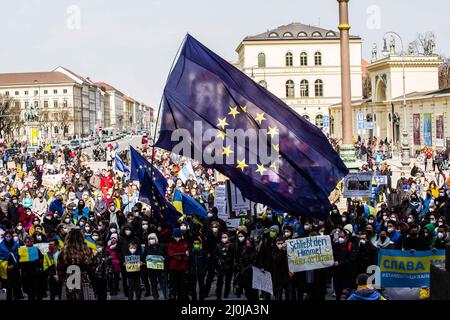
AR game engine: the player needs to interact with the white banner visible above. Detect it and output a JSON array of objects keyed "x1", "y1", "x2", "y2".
[
  {"x1": 213, "y1": 185, "x2": 227, "y2": 220},
  {"x1": 230, "y1": 182, "x2": 250, "y2": 213},
  {"x1": 252, "y1": 267, "x2": 273, "y2": 295},
  {"x1": 286, "y1": 235, "x2": 334, "y2": 273}
]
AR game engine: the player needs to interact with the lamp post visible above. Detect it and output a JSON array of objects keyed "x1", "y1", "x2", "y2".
[
  {"x1": 383, "y1": 31, "x2": 410, "y2": 169},
  {"x1": 337, "y1": 0, "x2": 358, "y2": 171}
]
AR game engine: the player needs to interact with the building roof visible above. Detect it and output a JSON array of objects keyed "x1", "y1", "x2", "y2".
[
  {"x1": 94, "y1": 81, "x2": 124, "y2": 96},
  {"x1": 0, "y1": 71, "x2": 76, "y2": 86},
  {"x1": 243, "y1": 22, "x2": 361, "y2": 41}
]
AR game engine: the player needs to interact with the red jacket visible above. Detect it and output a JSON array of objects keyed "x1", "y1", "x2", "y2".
[
  {"x1": 19, "y1": 212, "x2": 35, "y2": 231},
  {"x1": 166, "y1": 240, "x2": 189, "y2": 272},
  {"x1": 100, "y1": 176, "x2": 114, "y2": 195}
]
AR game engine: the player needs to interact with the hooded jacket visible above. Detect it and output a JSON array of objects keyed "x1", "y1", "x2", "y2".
[{"x1": 347, "y1": 286, "x2": 386, "y2": 300}]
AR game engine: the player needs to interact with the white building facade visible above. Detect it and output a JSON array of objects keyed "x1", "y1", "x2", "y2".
[{"x1": 236, "y1": 23, "x2": 363, "y2": 133}]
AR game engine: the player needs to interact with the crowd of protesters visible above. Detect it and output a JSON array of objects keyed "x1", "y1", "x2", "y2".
[{"x1": 0, "y1": 135, "x2": 449, "y2": 301}]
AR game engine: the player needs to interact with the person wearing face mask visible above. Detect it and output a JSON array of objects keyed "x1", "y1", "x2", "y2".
[
  {"x1": 144, "y1": 233, "x2": 168, "y2": 300},
  {"x1": 28, "y1": 217, "x2": 45, "y2": 236},
  {"x1": 271, "y1": 237, "x2": 290, "y2": 300},
  {"x1": 355, "y1": 231, "x2": 378, "y2": 275},
  {"x1": 282, "y1": 225, "x2": 294, "y2": 240},
  {"x1": 398, "y1": 224, "x2": 429, "y2": 251},
  {"x1": 0, "y1": 192, "x2": 11, "y2": 226},
  {"x1": 187, "y1": 237, "x2": 207, "y2": 300},
  {"x1": 106, "y1": 233, "x2": 121, "y2": 296},
  {"x1": 49, "y1": 193, "x2": 64, "y2": 217},
  {"x1": 434, "y1": 225, "x2": 449, "y2": 249},
  {"x1": 262, "y1": 209, "x2": 277, "y2": 228},
  {"x1": 237, "y1": 237, "x2": 258, "y2": 300},
  {"x1": 118, "y1": 225, "x2": 139, "y2": 297},
  {"x1": 42, "y1": 212, "x2": 58, "y2": 238},
  {"x1": 92, "y1": 240, "x2": 113, "y2": 300},
  {"x1": 43, "y1": 239, "x2": 61, "y2": 300},
  {"x1": 385, "y1": 221, "x2": 401, "y2": 246},
  {"x1": 202, "y1": 207, "x2": 226, "y2": 234},
  {"x1": 20, "y1": 236, "x2": 45, "y2": 300},
  {"x1": 232, "y1": 229, "x2": 247, "y2": 298},
  {"x1": 94, "y1": 194, "x2": 107, "y2": 218},
  {"x1": 214, "y1": 232, "x2": 234, "y2": 300},
  {"x1": 0, "y1": 230, "x2": 21, "y2": 300},
  {"x1": 203, "y1": 221, "x2": 222, "y2": 297},
  {"x1": 82, "y1": 192, "x2": 95, "y2": 212},
  {"x1": 32, "y1": 226, "x2": 48, "y2": 244},
  {"x1": 331, "y1": 230, "x2": 358, "y2": 300},
  {"x1": 19, "y1": 207, "x2": 36, "y2": 232},
  {"x1": 31, "y1": 192, "x2": 48, "y2": 222},
  {"x1": 7, "y1": 195, "x2": 24, "y2": 228},
  {"x1": 166, "y1": 228, "x2": 189, "y2": 300},
  {"x1": 73, "y1": 199, "x2": 90, "y2": 224}
]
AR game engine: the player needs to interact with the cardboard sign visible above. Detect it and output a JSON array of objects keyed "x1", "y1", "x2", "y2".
[
  {"x1": 36, "y1": 159, "x2": 44, "y2": 166},
  {"x1": 7, "y1": 161, "x2": 16, "y2": 170},
  {"x1": 286, "y1": 236, "x2": 334, "y2": 273},
  {"x1": 125, "y1": 255, "x2": 141, "y2": 272},
  {"x1": 374, "y1": 175, "x2": 388, "y2": 185},
  {"x1": 213, "y1": 185, "x2": 227, "y2": 220},
  {"x1": 252, "y1": 267, "x2": 273, "y2": 295},
  {"x1": 146, "y1": 255, "x2": 165, "y2": 270},
  {"x1": 42, "y1": 174, "x2": 64, "y2": 187},
  {"x1": 343, "y1": 172, "x2": 373, "y2": 198}
]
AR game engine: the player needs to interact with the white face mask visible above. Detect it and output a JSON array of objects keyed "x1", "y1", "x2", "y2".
[
  {"x1": 17, "y1": 226, "x2": 23, "y2": 231},
  {"x1": 342, "y1": 217, "x2": 347, "y2": 223},
  {"x1": 359, "y1": 240, "x2": 366, "y2": 245},
  {"x1": 125, "y1": 230, "x2": 132, "y2": 236},
  {"x1": 79, "y1": 222, "x2": 85, "y2": 227},
  {"x1": 142, "y1": 225, "x2": 148, "y2": 230},
  {"x1": 238, "y1": 236, "x2": 245, "y2": 242},
  {"x1": 304, "y1": 225, "x2": 311, "y2": 231},
  {"x1": 129, "y1": 248, "x2": 136, "y2": 254},
  {"x1": 149, "y1": 239, "x2": 156, "y2": 245},
  {"x1": 65, "y1": 219, "x2": 70, "y2": 224},
  {"x1": 387, "y1": 227, "x2": 395, "y2": 233},
  {"x1": 284, "y1": 232, "x2": 291, "y2": 238},
  {"x1": 212, "y1": 227, "x2": 219, "y2": 233},
  {"x1": 180, "y1": 225, "x2": 187, "y2": 231},
  {"x1": 407, "y1": 218, "x2": 413, "y2": 223},
  {"x1": 110, "y1": 228, "x2": 117, "y2": 233},
  {"x1": 92, "y1": 235, "x2": 99, "y2": 241},
  {"x1": 207, "y1": 213, "x2": 213, "y2": 218},
  {"x1": 33, "y1": 221, "x2": 39, "y2": 225},
  {"x1": 438, "y1": 232, "x2": 444, "y2": 239},
  {"x1": 36, "y1": 236, "x2": 42, "y2": 241},
  {"x1": 97, "y1": 247, "x2": 103, "y2": 253},
  {"x1": 338, "y1": 237, "x2": 345, "y2": 244},
  {"x1": 13, "y1": 236, "x2": 19, "y2": 242},
  {"x1": 85, "y1": 227, "x2": 91, "y2": 232},
  {"x1": 221, "y1": 238, "x2": 228, "y2": 243},
  {"x1": 63, "y1": 228, "x2": 69, "y2": 233}
]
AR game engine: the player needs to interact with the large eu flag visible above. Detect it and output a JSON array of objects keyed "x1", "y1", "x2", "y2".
[
  {"x1": 155, "y1": 34, "x2": 348, "y2": 217},
  {"x1": 130, "y1": 146, "x2": 180, "y2": 227}
]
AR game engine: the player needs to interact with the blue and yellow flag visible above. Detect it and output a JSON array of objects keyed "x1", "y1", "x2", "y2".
[
  {"x1": 18, "y1": 246, "x2": 39, "y2": 262},
  {"x1": 173, "y1": 189, "x2": 206, "y2": 226},
  {"x1": 85, "y1": 236, "x2": 97, "y2": 253}
]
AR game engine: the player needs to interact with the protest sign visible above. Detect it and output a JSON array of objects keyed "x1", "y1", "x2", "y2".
[
  {"x1": 230, "y1": 182, "x2": 250, "y2": 213},
  {"x1": 178, "y1": 162, "x2": 195, "y2": 183},
  {"x1": 18, "y1": 246, "x2": 39, "y2": 262},
  {"x1": 379, "y1": 249, "x2": 446, "y2": 288},
  {"x1": 125, "y1": 255, "x2": 141, "y2": 272},
  {"x1": 36, "y1": 159, "x2": 44, "y2": 166},
  {"x1": 7, "y1": 161, "x2": 16, "y2": 170},
  {"x1": 374, "y1": 175, "x2": 388, "y2": 185},
  {"x1": 214, "y1": 185, "x2": 227, "y2": 220},
  {"x1": 286, "y1": 236, "x2": 334, "y2": 273},
  {"x1": 146, "y1": 255, "x2": 165, "y2": 270},
  {"x1": 42, "y1": 174, "x2": 64, "y2": 187},
  {"x1": 252, "y1": 267, "x2": 273, "y2": 295},
  {"x1": 35, "y1": 243, "x2": 49, "y2": 255},
  {"x1": 343, "y1": 172, "x2": 373, "y2": 198}
]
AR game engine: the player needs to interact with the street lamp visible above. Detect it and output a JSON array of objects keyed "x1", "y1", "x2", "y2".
[
  {"x1": 383, "y1": 31, "x2": 410, "y2": 169},
  {"x1": 250, "y1": 65, "x2": 266, "y2": 82}
]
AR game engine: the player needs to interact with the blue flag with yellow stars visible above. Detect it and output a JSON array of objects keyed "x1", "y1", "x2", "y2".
[
  {"x1": 155, "y1": 34, "x2": 348, "y2": 218},
  {"x1": 130, "y1": 146, "x2": 180, "y2": 228}
]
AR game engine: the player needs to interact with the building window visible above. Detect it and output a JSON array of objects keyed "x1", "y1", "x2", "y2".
[
  {"x1": 258, "y1": 53, "x2": 266, "y2": 68},
  {"x1": 269, "y1": 32, "x2": 279, "y2": 38},
  {"x1": 54, "y1": 127, "x2": 59, "y2": 134},
  {"x1": 5, "y1": 91, "x2": 9, "y2": 96},
  {"x1": 314, "y1": 52, "x2": 322, "y2": 66},
  {"x1": 25, "y1": 101, "x2": 29, "y2": 107},
  {"x1": 15, "y1": 101, "x2": 20, "y2": 108},
  {"x1": 63, "y1": 89, "x2": 68, "y2": 94},
  {"x1": 283, "y1": 32, "x2": 293, "y2": 38},
  {"x1": 315, "y1": 79, "x2": 324, "y2": 97},
  {"x1": 300, "y1": 52, "x2": 308, "y2": 66},
  {"x1": 258, "y1": 80, "x2": 267, "y2": 89},
  {"x1": 303, "y1": 114, "x2": 310, "y2": 122},
  {"x1": 298, "y1": 32, "x2": 308, "y2": 38},
  {"x1": 44, "y1": 101, "x2": 49, "y2": 108},
  {"x1": 53, "y1": 100, "x2": 58, "y2": 108},
  {"x1": 285, "y1": 52, "x2": 293, "y2": 67},
  {"x1": 312, "y1": 31, "x2": 322, "y2": 37},
  {"x1": 53, "y1": 89, "x2": 58, "y2": 94},
  {"x1": 315, "y1": 114, "x2": 324, "y2": 129},
  {"x1": 24, "y1": 91, "x2": 29, "y2": 95},
  {"x1": 326, "y1": 31, "x2": 336, "y2": 37},
  {"x1": 286, "y1": 80, "x2": 295, "y2": 98},
  {"x1": 34, "y1": 101, "x2": 39, "y2": 107},
  {"x1": 300, "y1": 80, "x2": 309, "y2": 97},
  {"x1": 15, "y1": 91, "x2": 19, "y2": 96},
  {"x1": 34, "y1": 90, "x2": 38, "y2": 95},
  {"x1": 63, "y1": 99, "x2": 68, "y2": 108}
]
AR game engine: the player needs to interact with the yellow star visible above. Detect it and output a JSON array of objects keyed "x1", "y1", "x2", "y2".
[
  {"x1": 228, "y1": 106, "x2": 240, "y2": 119},
  {"x1": 240, "y1": 106, "x2": 248, "y2": 113},
  {"x1": 236, "y1": 159, "x2": 248, "y2": 172},
  {"x1": 217, "y1": 117, "x2": 229, "y2": 130},
  {"x1": 272, "y1": 144, "x2": 280, "y2": 152},
  {"x1": 222, "y1": 145, "x2": 233, "y2": 157},
  {"x1": 270, "y1": 162, "x2": 278, "y2": 170},
  {"x1": 256, "y1": 164, "x2": 266, "y2": 175},
  {"x1": 217, "y1": 130, "x2": 227, "y2": 140},
  {"x1": 255, "y1": 113, "x2": 266, "y2": 125},
  {"x1": 267, "y1": 126, "x2": 279, "y2": 137}
]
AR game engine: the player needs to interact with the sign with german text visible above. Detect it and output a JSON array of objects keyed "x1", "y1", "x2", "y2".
[{"x1": 286, "y1": 236, "x2": 334, "y2": 272}]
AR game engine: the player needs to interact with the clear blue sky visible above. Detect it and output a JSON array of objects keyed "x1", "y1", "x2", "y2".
[{"x1": 1, "y1": 0, "x2": 448, "y2": 107}]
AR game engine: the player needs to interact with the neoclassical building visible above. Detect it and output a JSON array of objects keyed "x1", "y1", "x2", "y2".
[
  {"x1": 236, "y1": 22, "x2": 363, "y2": 133},
  {"x1": 330, "y1": 41, "x2": 444, "y2": 153}
]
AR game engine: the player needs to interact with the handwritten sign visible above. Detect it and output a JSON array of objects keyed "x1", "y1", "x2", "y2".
[
  {"x1": 42, "y1": 174, "x2": 64, "y2": 187},
  {"x1": 146, "y1": 255, "x2": 165, "y2": 270},
  {"x1": 286, "y1": 236, "x2": 334, "y2": 273},
  {"x1": 125, "y1": 255, "x2": 141, "y2": 272},
  {"x1": 343, "y1": 172, "x2": 373, "y2": 198},
  {"x1": 374, "y1": 175, "x2": 388, "y2": 185},
  {"x1": 214, "y1": 185, "x2": 227, "y2": 220},
  {"x1": 7, "y1": 161, "x2": 16, "y2": 170},
  {"x1": 252, "y1": 267, "x2": 273, "y2": 295}
]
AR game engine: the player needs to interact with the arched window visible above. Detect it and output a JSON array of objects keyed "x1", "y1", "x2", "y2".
[
  {"x1": 258, "y1": 53, "x2": 266, "y2": 68},
  {"x1": 286, "y1": 52, "x2": 293, "y2": 67},
  {"x1": 315, "y1": 114, "x2": 324, "y2": 129},
  {"x1": 315, "y1": 79, "x2": 324, "y2": 97},
  {"x1": 286, "y1": 80, "x2": 295, "y2": 98},
  {"x1": 298, "y1": 32, "x2": 308, "y2": 38},
  {"x1": 283, "y1": 32, "x2": 293, "y2": 38},
  {"x1": 326, "y1": 31, "x2": 336, "y2": 37},
  {"x1": 314, "y1": 51, "x2": 322, "y2": 66},
  {"x1": 300, "y1": 80, "x2": 309, "y2": 97},
  {"x1": 303, "y1": 114, "x2": 310, "y2": 122},
  {"x1": 300, "y1": 52, "x2": 308, "y2": 66},
  {"x1": 258, "y1": 80, "x2": 267, "y2": 89},
  {"x1": 269, "y1": 32, "x2": 279, "y2": 38},
  {"x1": 312, "y1": 31, "x2": 322, "y2": 37}
]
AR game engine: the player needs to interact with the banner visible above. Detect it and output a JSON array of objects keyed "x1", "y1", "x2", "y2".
[
  {"x1": 213, "y1": 185, "x2": 227, "y2": 220},
  {"x1": 18, "y1": 246, "x2": 39, "y2": 262},
  {"x1": 436, "y1": 115, "x2": 444, "y2": 147},
  {"x1": 31, "y1": 128, "x2": 39, "y2": 146},
  {"x1": 423, "y1": 113, "x2": 433, "y2": 147},
  {"x1": 251, "y1": 267, "x2": 273, "y2": 295},
  {"x1": 357, "y1": 113, "x2": 365, "y2": 131},
  {"x1": 177, "y1": 162, "x2": 195, "y2": 183},
  {"x1": 7, "y1": 161, "x2": 16, "y2": 170},
  {"x1": 286, "y1": 236, "x2": 334, "y2": 273},
  {"x1": 379, "y1": 249, "x2": 445, "y2": 288},
  {"x1": 413, "y1": 114, "x2": 420, "y2": 145},
  {"x1": 374, "y1": 175, "x2": 387, "y2": 185},
  {"x1": 146, "y1": 255, "x2": 164, "y2": 270},
  {"x1": 42, "y1": 174, "x2": 64, "y2": 187},
  {"x1": 125, "y1": 255, "x2": 141, "y2": 272},
  {"x1": 343, "y1": 172, "x2": 373, "y2": 198},
  {"x1": 230, "y1": 182, "x2": 250, "y2": 213}
]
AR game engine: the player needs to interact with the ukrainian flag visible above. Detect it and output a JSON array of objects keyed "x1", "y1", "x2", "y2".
[
  {"x1": 85, "y1": 236, "x2": 97, "y2": 253},
  {"x1": 364, "y1": 204, "x2": 377, "y2": 218},
  {"x1": 18, "y1": 246, "x2": 39, "y2": 262},
  {"x1": 0, "y1": 260, "x2": 8, "y2": 280},
  {"x1": 173, "y1": 189, "x2": 206, "y2": 226}
]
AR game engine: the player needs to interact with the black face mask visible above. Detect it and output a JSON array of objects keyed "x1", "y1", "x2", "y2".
[{"x1": 380, "y1": 236, "x2": 387, "y2": 242}]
